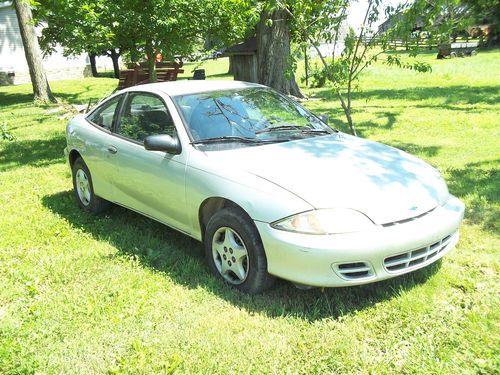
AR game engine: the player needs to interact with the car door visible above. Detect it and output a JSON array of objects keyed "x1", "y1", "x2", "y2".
[
  {"x1": 109, "y1": 91, "x2": 190, "y2": 234},
  {"x1": 83, "y1": 94, "x2": 124, "y2": 200}
]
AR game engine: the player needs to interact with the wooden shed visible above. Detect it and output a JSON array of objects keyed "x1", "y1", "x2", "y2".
[{"x1": 223, "y1": 37, "x2": 258, "y2": 83}]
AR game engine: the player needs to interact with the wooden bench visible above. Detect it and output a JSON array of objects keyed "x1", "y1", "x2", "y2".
[{"x1": 117, "y1": 62, "x2": 184, "y2": 90}]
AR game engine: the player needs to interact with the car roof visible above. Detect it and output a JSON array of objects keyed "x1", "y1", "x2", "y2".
[{"x1": 121, "y1": 80, "x2": 265, "y2": 97}]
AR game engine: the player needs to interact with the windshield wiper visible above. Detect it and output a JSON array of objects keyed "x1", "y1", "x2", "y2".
[
  {"x1": 298, "y1": 129, "x2": 332, "y2": 134},
  {"x1": 256, "y1": 125, "x2": 332, "y2": 135},
  {"x1": 255, "y1": 125, "x2": 303, "y2": 134},
  {"x1": 191, "y1": 136, "x2": 285, "y2": 145}
]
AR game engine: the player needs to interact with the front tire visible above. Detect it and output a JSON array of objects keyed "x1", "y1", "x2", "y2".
[
  {"x1": 71, "y1": 157, "x2": 110, "y2": 214},
  {"x1": 205, "y1": 207, "x2": 275, "y2": 294}
]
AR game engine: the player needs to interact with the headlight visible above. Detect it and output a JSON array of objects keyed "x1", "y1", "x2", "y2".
[{"x1": 271, "y1": 208, "x2": 374, "y2": 235}]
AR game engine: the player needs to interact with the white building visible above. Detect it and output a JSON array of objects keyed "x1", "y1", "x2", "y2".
[{"x1": 0, "y1": 1, "x2": 115, "y2": 85}]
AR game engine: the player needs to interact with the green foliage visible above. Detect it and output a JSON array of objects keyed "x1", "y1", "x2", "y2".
[
  {"x1": 398, "y1": 0, "x2": 500, "y2": 45},
  {"x1": 304, "y1": 62, "x2": 341, "y2": 88},
  {"x1": 35, "y1": 0, "x2": 254, "y2": 61},
  {"x1": 275, "y1": 0, "x2": 463, "y2": 134},
  {"x1": 0, "y1": 122, "x2": 16, "y2": 142},
  {"x1": 304, "y1": 62, "x2": 328, "y2": 88},
  {"x1": 386, "y1": 55, "x2": 432, "y2": 73},
  {"x1": 463, "y1": 0, "x2": 500, "y2": 44},
  {"x1": 35, "y1": 0, "x2": 119, "y2": 56}
]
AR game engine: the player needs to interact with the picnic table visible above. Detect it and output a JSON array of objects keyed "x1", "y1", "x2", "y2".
[{"x1": 118, "y1": 61, "x2": 184, "y2": 90}]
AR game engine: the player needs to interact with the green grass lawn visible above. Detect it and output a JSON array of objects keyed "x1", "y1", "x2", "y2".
[
  {"x1": 0, "y1": 50, "x2": 499, "y2": 374},
  {"x1": 178, "y1": 58, "x2": 232, "y2": 80}
]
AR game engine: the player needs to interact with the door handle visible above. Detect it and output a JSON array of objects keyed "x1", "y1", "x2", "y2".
[{"x1": 107, "y1": 146, "x2": 118, "y2": 154}]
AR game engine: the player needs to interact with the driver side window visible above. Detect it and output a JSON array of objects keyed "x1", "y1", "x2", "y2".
[
  {"x1": 87, "y1": 95, "x2": 121, "y2": 130},
  {"x1": 118, "y1": 93, "x2": 176, "y2": 142}
]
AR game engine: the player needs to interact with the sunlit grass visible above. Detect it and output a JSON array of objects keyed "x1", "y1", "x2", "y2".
[{"x1": 0, "y1": 50, "x2": 498, "y2": 374}]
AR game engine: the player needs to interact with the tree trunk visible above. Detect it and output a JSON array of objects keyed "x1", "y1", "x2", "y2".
[
  {"x1": 228, "y1": 56, "x2": 234, "y2": 75},
  {"x1": 13, "y1": 0, "x2": 55, "y2": 103},
  {"x1": 109, "y1": 49, "x2": 120, "y2": 79},
  {"x1": 256, "y1": 9, "x2": 303, "y2": 98},
  {"x1": 303, "y1": 45, "x2": 309, "y2": 88},
  {"x1": 147, "y1": 56, "x2": 157, "y2": 82},
  {"x1": 144, "y1": 43, "x2": 157, "y2": 83},
  {"x1": 337, "y1": 88, "x2": 357, "y2": 136},
  {"x1": 89, "y1": 53, "x2": 98, "y2": 77},
  {"x1": 147, "y1": 55, "x2": 157, "y2": 83}
]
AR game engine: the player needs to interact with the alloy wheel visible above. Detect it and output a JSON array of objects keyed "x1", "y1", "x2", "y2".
[
  {"x1": 75, "y1": 168, "x2": 91, "y2": 206},
  {"x1": 212, "y1": 227, "x2": 249, "y2": 285}
]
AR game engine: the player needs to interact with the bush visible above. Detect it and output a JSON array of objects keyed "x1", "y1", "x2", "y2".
[{"x1": 0, "y1": 122, "x2": 15, "y2": 142}]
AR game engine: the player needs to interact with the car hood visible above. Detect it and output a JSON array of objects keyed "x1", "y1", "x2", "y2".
[{"x1": 206, "y1": 134, "x2": 449, "y2": 225}]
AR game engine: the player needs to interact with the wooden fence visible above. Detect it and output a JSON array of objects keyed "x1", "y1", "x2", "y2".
[{"x1": 360, "y1": 36, "x2": 483, "y2": 50}]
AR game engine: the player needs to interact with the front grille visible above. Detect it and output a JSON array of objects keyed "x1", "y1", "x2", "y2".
[
  {"x1": 333, "y1": 261, "x2": 374, "y2": 280},
  {"x1": 384, "y1": 232, "x2": 456, "y2": 272}
]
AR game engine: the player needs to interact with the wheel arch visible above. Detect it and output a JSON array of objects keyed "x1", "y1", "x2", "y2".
[
  {"x1": 198, "y1": 197, "x2": 250, "y2": 242},
  {"x1": 68, "y1": 149, "x2": 82, "y2": 167}
]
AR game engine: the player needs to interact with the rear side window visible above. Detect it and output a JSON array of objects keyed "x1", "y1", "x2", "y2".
[
  {"x1": 87, "y1": 96, "x2": 121, "y2": 130},
  {"x1": 117, "y1": 93, "x2": 176, "y2": 142}
]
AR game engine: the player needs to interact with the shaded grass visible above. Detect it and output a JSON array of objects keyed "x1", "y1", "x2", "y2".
[
  {"x1": 0, "y1": 135, "x2": 66, "y2": 171},
  {"x1": 0, "y1": 50, "x2": 499, "y2": 374}
]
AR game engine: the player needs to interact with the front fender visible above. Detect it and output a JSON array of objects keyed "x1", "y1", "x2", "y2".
[{"x1": 185, "y1": 153, "x2": 313, "y2": 240}]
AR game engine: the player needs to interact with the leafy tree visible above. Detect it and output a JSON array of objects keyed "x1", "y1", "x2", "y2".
[
  {"x1": 426, "y1": 0, "x2": 500, "y2": 45},
  {"x1": 37, "y1": 0, "x2": 252, "y2": 81},
  {"x1": 131, "y1": 0, "x2": 256, "y2": 81},
  {"x1": 36, "y1": 0, "x2": 130, "y2": 78},
  {"x1": 465, "y1": 0, "x2": 500, "y2": 45},
  {"x1": 37, "y1": 0, "x2": 305, "y2": 94},
  {"x1": 277, "y1": 0, "x2": 459, "y2": 136},
  {"x1": 13, "y1": 0, "x2": 56, "y2": 103},
  {"x1": 200, "y1": 1, "x2": 306, "y2": 97}
]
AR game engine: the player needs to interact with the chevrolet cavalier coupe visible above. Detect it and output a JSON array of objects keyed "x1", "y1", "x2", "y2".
[{"x1": 65, "y1": 80, "x2": 465, "y2": 294}]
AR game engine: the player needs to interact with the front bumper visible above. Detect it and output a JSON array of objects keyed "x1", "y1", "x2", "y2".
[{"x1": 255, "y1": 195, "x2": 465, "y2": 287}]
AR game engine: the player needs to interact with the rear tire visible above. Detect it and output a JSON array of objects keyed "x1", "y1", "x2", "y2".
[
  {"x1": 204, "y1": 207, "x2": 275, "y2": 294},
  {"x1": 71, "y1": 157, "x2": 110, "y2": 214}
]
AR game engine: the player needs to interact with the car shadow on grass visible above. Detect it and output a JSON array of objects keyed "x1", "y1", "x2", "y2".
[{"x1": 42, "y1": 190, "x2": 443, "y2": 321}]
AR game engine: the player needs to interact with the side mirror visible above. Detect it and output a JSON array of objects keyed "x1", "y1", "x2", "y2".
[
  {"x1": 319, "y1": 114, "x2": 329, "y2": 124},
  {"x1": 144, "y1": 134, "x2": 181, "y2": 154}
]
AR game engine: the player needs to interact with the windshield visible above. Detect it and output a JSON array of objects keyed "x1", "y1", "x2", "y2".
[{"x1": 173, "y1": 87, "x2": 334, "y2": 150}]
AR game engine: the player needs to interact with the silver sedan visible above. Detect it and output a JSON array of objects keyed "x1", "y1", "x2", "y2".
[{"x1": 64, "y1": 80, "x2": 465, "y2": 293}]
